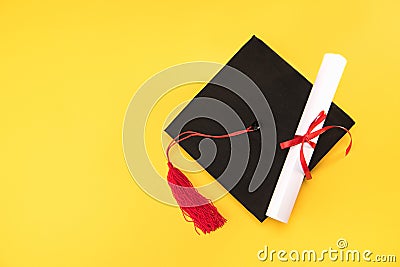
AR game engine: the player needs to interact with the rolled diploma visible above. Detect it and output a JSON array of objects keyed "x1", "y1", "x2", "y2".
[{"x1": 266, "y1": 53, "x2": 347, "y2": 223}]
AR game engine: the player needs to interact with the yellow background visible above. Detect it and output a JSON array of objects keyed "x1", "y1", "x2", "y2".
[{"x1": 1, "y1": 0, "x2": 400, "y2": 266}]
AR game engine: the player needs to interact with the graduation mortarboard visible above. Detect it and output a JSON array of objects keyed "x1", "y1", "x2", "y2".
[{"x1": 164, "y1": 36, "x2": 354, "y2": 233}]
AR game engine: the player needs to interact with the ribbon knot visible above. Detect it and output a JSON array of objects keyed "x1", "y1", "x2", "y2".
[{"x1": 280, "y1": 111, "x2": 352, "y2": 180}]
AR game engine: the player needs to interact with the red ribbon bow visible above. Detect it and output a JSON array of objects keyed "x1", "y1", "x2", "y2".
[{"x1": 280, "y1": 111, "x2": 353, "y2": 180}]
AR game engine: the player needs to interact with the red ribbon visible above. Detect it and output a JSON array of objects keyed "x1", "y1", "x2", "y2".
[{"x1": 280, "y1": 111, "x2": 352, "y2": 180}]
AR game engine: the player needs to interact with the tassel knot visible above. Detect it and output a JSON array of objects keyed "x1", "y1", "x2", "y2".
[{"x1": 165, "y1": 126, "x2": 258, "y2": 234}]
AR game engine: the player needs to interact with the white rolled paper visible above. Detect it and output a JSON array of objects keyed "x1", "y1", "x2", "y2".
[{"x1": 266, "y1": 53, "x2": 347, "y2": 223}]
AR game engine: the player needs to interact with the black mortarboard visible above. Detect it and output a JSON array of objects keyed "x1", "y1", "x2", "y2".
[{"x1": 165, "y1": 36, "x2": 355, "y2": 224}]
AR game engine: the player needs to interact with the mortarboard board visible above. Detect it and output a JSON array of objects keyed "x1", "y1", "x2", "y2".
[{"x1": 164, "y1": 36, "x2": 354, "y2": 230}]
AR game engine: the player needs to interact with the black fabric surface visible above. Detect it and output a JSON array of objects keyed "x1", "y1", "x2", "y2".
[{"x1": 165, "y1": 36, "x2": 355, "y2": 222}]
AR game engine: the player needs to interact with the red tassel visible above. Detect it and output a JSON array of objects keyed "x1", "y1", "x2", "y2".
[
  {"x1": 167, "y1": 162, "x2": 227, "y2": 234},
  {"x1": 165, "y1": 126, "x2": 257, "y2": 234}
]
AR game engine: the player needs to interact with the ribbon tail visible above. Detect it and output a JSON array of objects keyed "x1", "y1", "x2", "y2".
[{"x1": 300, "y1": 142, "x2": 312, "y2": 180}]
